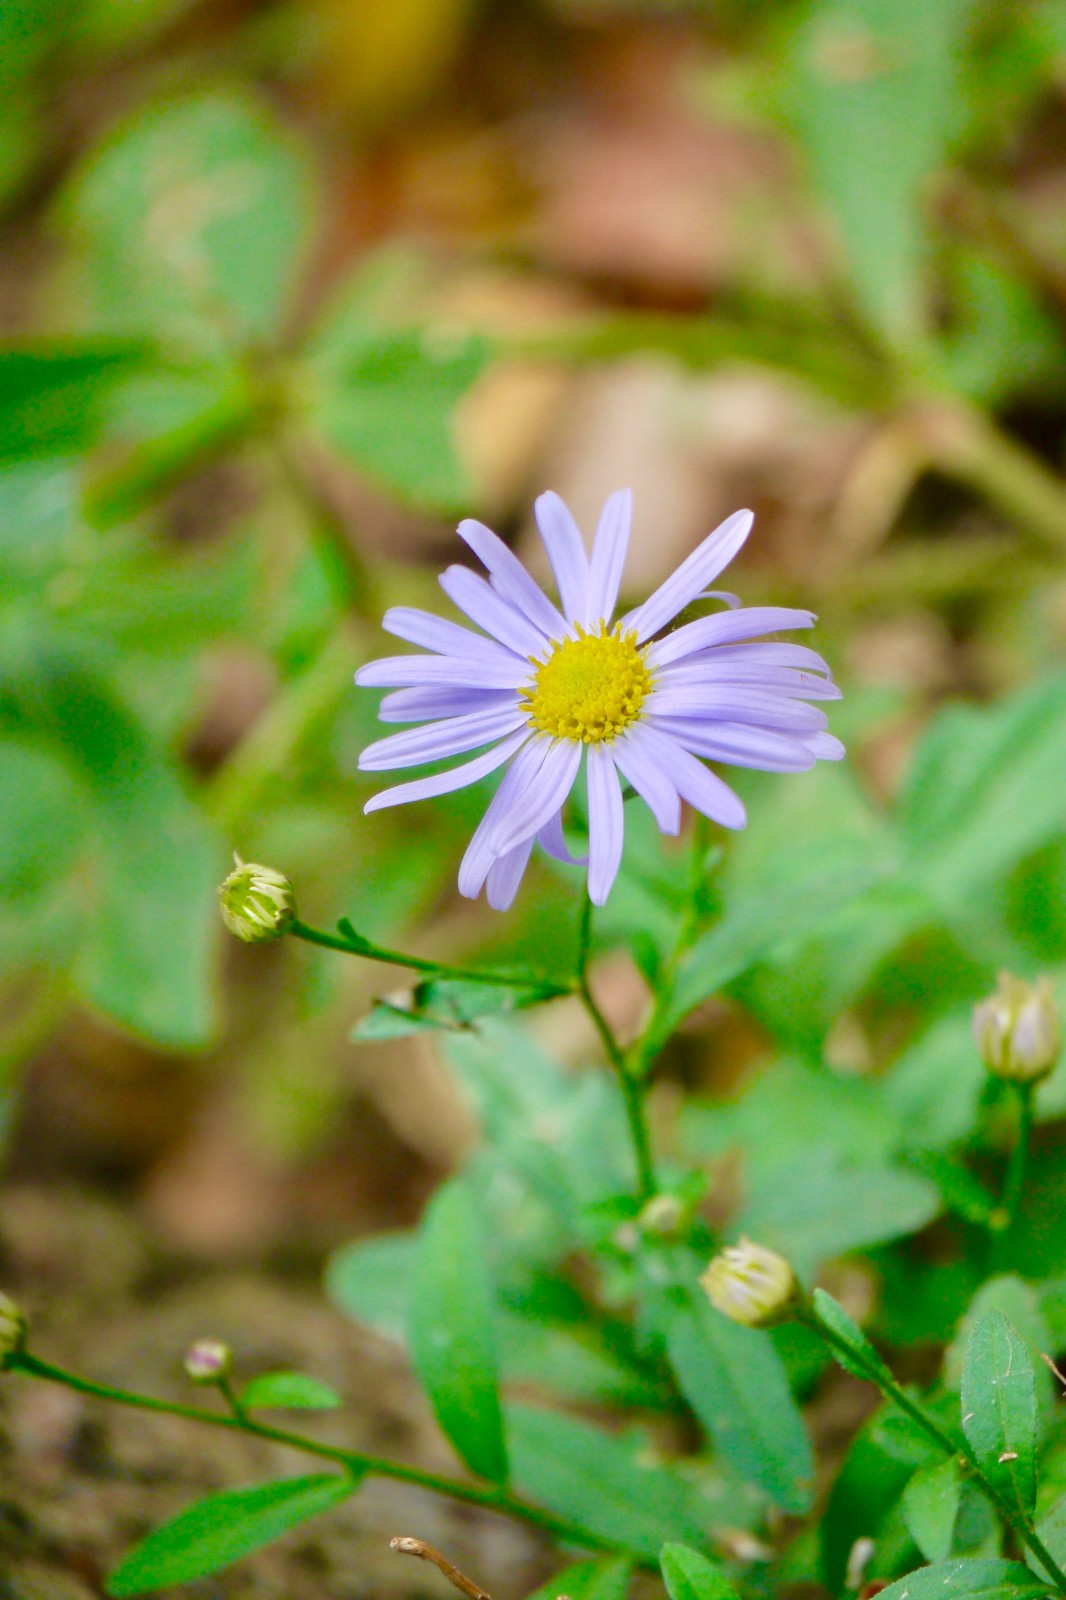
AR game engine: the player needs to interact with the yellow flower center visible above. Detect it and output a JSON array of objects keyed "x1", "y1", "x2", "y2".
[{"x1": 522, "y1": 623, "x2": 653, "y2": 743}]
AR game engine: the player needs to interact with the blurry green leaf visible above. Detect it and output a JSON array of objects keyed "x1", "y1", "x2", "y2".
[
  {"x1": 408, "y1": 1179, "x2": 509, "y2": 1485},
  {"x1": 305, "y1": 284, "x2": 490, "y2": 508},
  {"x1": 660, "y1": 1543, "x2": 740, "y2": 1600},
  {"x1": 665, "y1": 1286, "x2": 813, "y2": 1513},
  {"x1": 0, "y1": 646, "x2": 221, "y2": 1047},
  {"x1": 506, "y1": 1404, "x2": 710, "y2": 1561},
  {"x1": 787, "y1": 0, "x2": 974, "y2": 343},
  {"x1": 904, "y1": 1457, "x2": 963, "y2": 1564},
  {"x1": 60, "y1": 92, "x2": 313, "y2": 344},
  {"x1": 0, "y1": 740, "x2": 83, "y2": 902},
  {"x1": 734, "y1": 1158, "x2": 940, "y2": 1276},
  {"x1": 875, "y1": 1559, "x2": 1051, "y2": 1599},
  {"x1": 899, "y1": 675, "x2": 1066, "y2": 918},
  {"x1": 327, "y1": 1231, "x2": 414, "y2": 1343},
  {"x1": 352, "y1": 977, "x2": 547, "y2": 1040},
  {"x1": 240, "y1": 1372, "x2": 342, "y2": 1411},
  {"x1": 812, "y1": 1288, "x2": 894, "y2": 1386},
  {"x1": 523, "y1": 1559, "x2": 632, "y2": 1600},
  {"x1": 106, "y1": 1474, "x2": 359, "y2": 1595},
  {"x1": 960, "y1": 1311, "x2": 1038, "y2": 1520},
  {"x1": 1029, "y1": 1498, "x2": 1066, "y2": 1582},
  {"x1": 943, "y1": 247, "x2": 1066, "y2": 407},
  {"x1": 882, "y1": 1011, "x2": 986, "y2": 1153},
  {"x1": 0, "y1": 343, "x2": 144, "y2": 460}
]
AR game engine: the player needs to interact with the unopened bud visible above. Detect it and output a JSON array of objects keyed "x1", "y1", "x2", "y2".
[
  {"x1": 184, "y1": 1339, "x2": 232, "y2": 1384},
  {"x1": 218, "y1": 858, "x2": 295, "y2": 944},
  {"x1": 973, "y1": 973, "x2": 1060, "y2": 1085},
  {"x1": 639, "y1": 1193, "x2": 685, "y2": 1239},
  {"x1": 0, "y1": 1293, "x2": 27, "y2": 1362},
  {"x1": 700, "y1": 1238, "x2": 798, "y2": 1329}
]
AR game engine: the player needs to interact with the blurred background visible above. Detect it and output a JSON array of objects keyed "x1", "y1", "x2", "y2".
[{"x1": 2, "y1": 0, "x2": 1066, "y2": 1594}]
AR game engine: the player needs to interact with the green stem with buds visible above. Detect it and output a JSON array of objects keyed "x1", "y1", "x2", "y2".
[
  {"x1": 806, "y1": 1313, "x2": 1066, "y2": 1595},
  {"x1": 290, "y1": 917, "x2": 571, "y2": 999},
  {"x1": 576, "y1": 896, "x2": 657, "y2": 1204},
  {"x1": 5, "y1": 1350, "x2": 632, "y2": 1561}
]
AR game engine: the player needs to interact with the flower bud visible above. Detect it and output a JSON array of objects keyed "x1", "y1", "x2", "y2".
[
  {"x1": 638, "y1": 1193, "x2": 685, "y2": 1239},
  {"x1": 973, "y1": 973, "x2": 1060, "y2": 1085},
  {"x1": 700, "y1": 1238, "x2": 798, "y2": 1329},
  {"x1": 218, "y1": 858, "x2": 295, "y2": 944},
  {"x1": 0, "y1": 1293, "x2": 27, "y2": 1362},
  {"x1": 184, "y1": 1339, "x2": 233, "y2": 1384}
]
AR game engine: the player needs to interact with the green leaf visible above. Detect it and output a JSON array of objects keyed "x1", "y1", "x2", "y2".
[
  {"x1": 875, "y1": 1558, "x2": 1052, "y2": 1599},
  {"x1": 786, "y1": 0, "x2": 974, "y2": 345},
  {"x1": 106, "y1": 1474, "x2": 358, "y2": 1595},
  {"x1": 945, "y1": 1278, "x2": 1052, "y2": 1408},
  {"x1": 660, "y1": 1542, "x2": 741, "y2": 1600},
  {"x1": 0, "y1": 645, "x2": 221, "y2": 1048},
  {"x1": 1029, "y1": 1498, "x2": 1066, "y2": 1581},
  {"x1": 899, "y1": 675, "x2": 1066, "y2": 917},
  {"x1": 904, "y1": 1457, "x2": 964, "y2": 1564},
  {"x1": 60, "y1": 92, "x2": 313, "y2": 344},
  {"x1": 661, "y1": 852, "x2": 890, "y2": 1042},
  {"x1": 665, "y1": 1288, "x2": 813, "y2": 1513},
  {"x1": 961, "y1": 1311, "x2": 1038, "y2": 1519},
  {"x1": 811, "y1": 1287, "x2": 894, "y2": 1386},
  {"x1": 240, "y1": 1372, "x2": 342, "y2": 1411},
  {"x1": 0, "y1": 343, "x2": 144, "y2": 459},
  {"x1": 327, "y1": 1231, "x2": 414, "y2": 1343},
  {"x1": 351, "y1": 978, "x2": 545, "y2": 1041},
  {"x1": 305, "y1": 285, "x2": 490, "y2": 509},
  {"x1": 522, "y1": 1559, "x2": 632, "y2": 1600},
  {"x1": 408, "y1": 1179, "x2": 509, "y2": 1485},
  {"x1": 506, "y1": 1404, "x2": 710, "y2": 1562},
  {"x1": 734, "y1": 1158, "x2": 940, "y2": 1276}
]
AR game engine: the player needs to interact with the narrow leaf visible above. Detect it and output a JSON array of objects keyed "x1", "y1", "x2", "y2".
[
  {"x1": 875, "y1": 1557, "x2": 1052, "y2": 1599},
  {"x1": 961, "y1": 1311, "x2": 1038, "y2": 1520},
  {"x1": 408, "y1": 1179, "x2": 509, "y2": 1485},
  {"x1": 812, "y1": 1287, "x2": 894, "y2": 1386},
  {"x1": 240, "y1": 1372, "x2": 342, "y2": 1411},
  {"x1": 106, "y1": 1474, "x2": 358, "y2": 1595},
  {"x1": 666, "y1": 1289, "x2": 812, "y2": 1513},
  {"x1": 660, "y1": 1542, "x2": 741, "y2": 1600}
]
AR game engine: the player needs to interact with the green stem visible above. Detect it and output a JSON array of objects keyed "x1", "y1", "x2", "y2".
[
  {"x1": 575, "y1": 897, "x2": 657, "y2": 1203},
  {"x1": 991, "y1": 1082, "x2": 1035, "y2": 1270},
  {"x1": 629, "y1": 816, "x2": 711, "y2": 1078},
  {"x1": 290, "y1": 918, "x2": 571, "y2": 999},
  {"x1": 6, "y1": 1351, "x2": 628, "y2": 1560},
  {"x1": 809, "y1": 1318, "x2": 1066, "y2": 1594}
]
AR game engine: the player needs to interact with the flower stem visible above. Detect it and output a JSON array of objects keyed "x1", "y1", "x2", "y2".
[
  {"x1": 575, "y1": 897, "x2": 657, "y2": 1203},
  {"x1": 290, "y1": 918, "x2": 571, "y2": 999},
  {"x1": 807, "y1": 1315, "x2": 1066, "y2": 1594},
  {"x1": 5, "y1": 1350, "x2": 628, "y2": 1560},
  {"x1": 991, "y1": 1082, "x2": 1035, "y2": 1269}
]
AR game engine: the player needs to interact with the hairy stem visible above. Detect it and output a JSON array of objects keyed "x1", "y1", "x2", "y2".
[
  {"x1": 576, "y1": 897, "x2": 657, "y2": 1203},
  {"x1": 6, "y1": 1351, "x2": 627, "y2": 1559},
  {"x1": 290, "y1": 918, "x2": 570, "y2": 998}
]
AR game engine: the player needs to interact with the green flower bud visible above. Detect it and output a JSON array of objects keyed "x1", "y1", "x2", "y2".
[
  {"x1": 973, "y1": 973, "x2": 1060, "y2": 1085},
  {"x1": 0, "y1": 1293, "x2": 27, "y2": 1362},
  {"x1": 700, "y1": 1238, "x2": 798, "y2": 1329},
  {"x1": 184, "y1": 1339, "x2": 233, "y2": 1384},
  {"x1": 218, "y1": 858, "x2": 295, "y2": 944}
]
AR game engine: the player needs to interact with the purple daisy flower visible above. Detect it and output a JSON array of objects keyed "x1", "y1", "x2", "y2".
[{"x1": 356, "y1": 491, "x2": 843, "y2": 910}]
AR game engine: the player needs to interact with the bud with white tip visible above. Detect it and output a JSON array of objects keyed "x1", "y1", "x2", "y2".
[
  {"x1": 973, "y1": 973, "x2": 1060, "y2": 1086},
  {"x1": 700, "y1": 1238, "x2": 798, "y2": 1329},
  {"x1": 184, "y1": 1339, "x2": 233, "y2": 1385},
  {"x1": 218, "y1": 858, "x2": 295, "y2": 944},
  {"x1": 0, "y1": 1293, "x2": 27, "y2": 1362}
]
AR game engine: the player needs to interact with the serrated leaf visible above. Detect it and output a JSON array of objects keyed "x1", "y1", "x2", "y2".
[
  {"x1": 408, "y1": 1179, "x2": 509, "y2": 1485},
  {"x1": 106, "y1": 1474, "x2": 358, "y2": 1595},
  {"x1": 522, "y1": 1558, "x2": 632, "y2": 1600},
  {"x1": 811, "y1": 1287, "x2": 894, "y2": 1386},
  {"x1": 666, "y1": 1288, "x2": 812, "y2": 1514},
  {"x1": 660, "y1": 1542, "x2": 741, "y2": 1600},
  {"x1": 506, "y1": 1404, "x2": 710, "y2": 1562},
  {"x1": 240, "y1": 1372, "x2": 342, "y2": 1411},
  {"x1": 904, "y1": 1457, "x2": 964, "y2": 1564},
  {"x1": 961, "y1": 1311, "x2": 1038, "y2": 1519},
  {"x1": 875, "y1": 1558, "x2": 1052, "y2": 1599}
]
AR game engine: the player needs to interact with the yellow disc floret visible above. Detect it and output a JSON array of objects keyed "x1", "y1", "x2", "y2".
[{"x1": 522, "y1": 622, "x2": 653, "y2": 743}]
